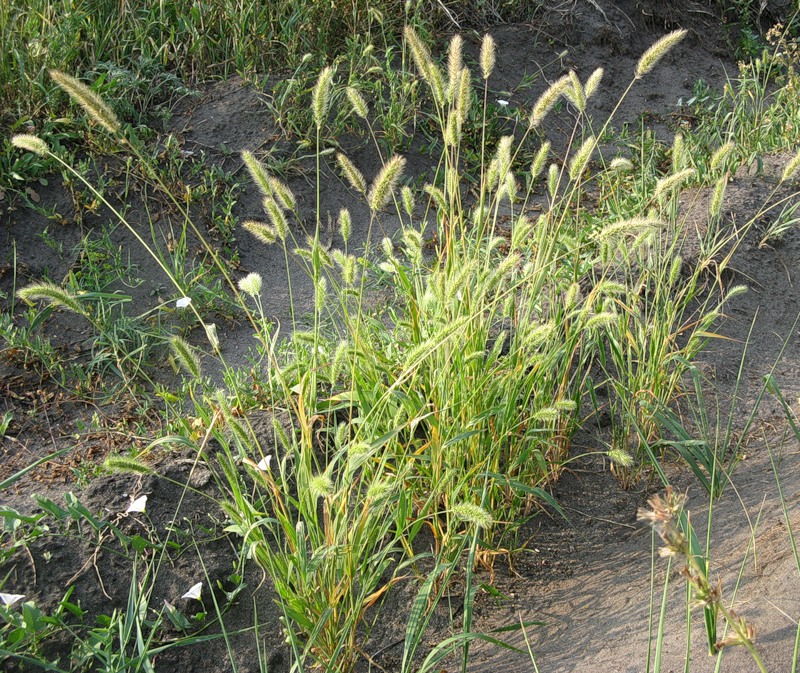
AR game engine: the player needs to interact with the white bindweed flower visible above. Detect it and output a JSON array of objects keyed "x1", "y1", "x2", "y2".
[
  {"x1": 181, "y1": 582, "x2": 202, "y2": 600},
  {"x1": 176, "y1": 296, "x2": 192, "y2": 309},
  {"x1": 0, "y1": 593, "x2": 25, "y2": 607},
  {"x1": 496, "y1": 99, "x2": 509, "y2": 107},
  {"x1": 126, "y1": 495, "x2": 147, "y2": 513},
  {"x1": 256, "y1": 455, "x2": 273, "y2": 471}
]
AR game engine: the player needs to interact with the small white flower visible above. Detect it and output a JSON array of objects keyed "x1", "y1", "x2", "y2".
[
  {"x1": 126, "y1": 495, "x2": 147, "y2": 513},
  {"x1": 0, "y1": 593, "x2": 25, "y2": 607},
  {"x1": 176, "y1": 296, "x2": 192, "y2": 309},
  {"x1": 181, "y1": 582, "x2": 203, "y2": 600},
  {"x1": 496, "y1": 99, "x2": 510, "y2": 107},
  {"x1": 256, "y1": 455, "x2": 273, "y2": 471}
]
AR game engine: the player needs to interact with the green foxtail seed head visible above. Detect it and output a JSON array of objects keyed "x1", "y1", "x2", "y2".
[
  {"x1": 312, "y1": 65, "x2": 335, "y2": 129},
  {"x1": 368, "y1": 155, "x2": 406, "y2": 212},
  {"x1": 262, "y1": 196, "x2": 289, "y2": 240},
  {"x1": 671, "y1": 133, "x2": 685, "y2": 173},
  {"x1": 315, "y1": 275, "x2": 327, "y2": 306},
  {"x1": 709, "y1": 141, "x2": 735, "y2": 173},
  {"x1": 584, "y1": 67, "x2": 603, "y2": 101},
  {"x1": 267, "y1": 175, "x2": 296, "y2": 212},
  {"x1": 18, "y1": 282, "x2": 82, "y2": 314},
  {"x1": 568, "y1": 135, "x2": 596, "y2": 181},
  {"x1": 49, "y1": 70, "x2": 120, "y2": 133},
  {"x1": 547, "y1": 163, "x2": 560, "y2": 198},
  {"x1": 451, "y1": 502, "x2": 493, "y2": 529},
  {"x1": 610, "y1": 157, "x2": 634, "y2": 173},
  {"x1": 635, "y1": 29, "x2": 687, "y2": 79},
  {"x1": 781, "y1": 148, "x2": 800, "y2": 182},
  {"x1": 565, "y1": 70, "x2": 586, "y2": 113},
  {"x1": 309, "y1": 473, "x2": 334, "y2": 500},
  {"x1": 480, "y1": 33, "x2": 496, "y2": 80},
  {"x1": 170, "y1": 335, "x2": 201, "y2": 378},
  {"x1": 205, "y1": 323, "x2": 219, "y2": 352},
  {"x1": 456, "y1": 67, "x2": 471, "y2": 125},
  {"x1": 243, "y1": 220, "x2": 277, "y2": 245},
  {"x1": 447, "y1": 34, "x2": 463, "y2": 103},
  {"x1": 11, "y1": 134, "x2": 49, "y2": 156},
  {"x1": 607, "y1": 448, "x2": 634, "y2": 468},
  {"x1": 709, "y1": 176, "x2": 727, "y2": 219},
  {"x1": 529, "y1": 74, "x2": 569, "y2": 128},
  {"x1": 530, "y1": 141, "x2": 550, "y2": 182},
  {"x1": 238, "y1": 272, "x2": 262, "y2": 297},
  {"x1": 338, "y1": 207, "x2": 352, "y2": 243},
  {"x1": 404, "y1": 26, "x2": 446, "y2": 107},
  {"x1": 401, "y1": 185, "x2": 415, "y2": 217},
  {"x1": 103, "y1": 455, "x2": 152, "y2": 474},
  {"x1": 336, "y1": 153, "x2": 367, "y2": 194},
  {"x1": 242, "y1": 150, "x2": 272, "y2": 198},
  {"x1": 346, "y1": 86, "x2": 368, "y2": 119},
  {"x1": 332, "y1": 250, "x2": 356, "y2": 286},
  {"x1": 654, "y1": 168, "x2": 694, "y2": 200}
]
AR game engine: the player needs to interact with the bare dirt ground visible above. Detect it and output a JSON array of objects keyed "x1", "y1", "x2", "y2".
[{"x1": 2, "y1": 1, "x2": 800, "y2": 671}]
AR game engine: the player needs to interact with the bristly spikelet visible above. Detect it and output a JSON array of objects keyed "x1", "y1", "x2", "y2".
[
  {"x1": 495, "y1": 134, "x2": 514, "y2": 182},
  {"x1": 671, "y1": 133, "x2": 685, "y2": 173},
  {"x1": 338, "y1": 207, "x2": 352, "y2": 243},
  {"x1": 447, "y1": 34, "x2": 463, "y2": 103},
  {"x1": 444, "y1": 111, "x2": 460, "y2": 147},
  {"x1": 241, "y1": 150, "x2": 273, "y2": 198},
  {"x1": 565, "y1": 70, "x2": 585, "y2": 113},
  {"x1": 346, "y1": 86, "x2": 368, "y2": 119},
  {"x1": 595, "y1": 216, "x2": 662, "y2": 241},
  {"x1": 169, "y1": 335, "x2": 201, "y2": 379},
  {"x1": 781, "y1": 148, "x2": 800, "y2": 182},
  {"x1": 267, "y1": 175, "x2": 296, "y2": 212},
  {"x1": 332, "y1": 250, "x2": 357, "y2": 286},
  {"x1": 635, "y1": 29, "x2": 687, "y2": 79},
  {"x1": 668, "y1": 255, "x2": 683, "y2": 287},
  {"x1": 709, "y1": 175, "x2": 727, "y2": 219},
  {"x1": 11, "y1": 134, "x2": 49, "y2": 156},
  {"x1": 262, "y1": 196, "x2": 289, "y2": 240},
  {"x1": 103, "y1": 455, "x2": 151, "y2": 474},
  {"x1": 709, "y1": 141, "x2": 735, "y2": 173},
  {"x1": 451, "y1": 502, "x2": 493, "y2": 529},
  {"x1": 568, "y1": 135, "x2": 596, "y2": 180},
  {"x1": 401, "y1": 185, "x2": 415, "y2": 217},
  {"x1": 480, "y1": 34, "x2": 496, "y2": 80},
  {"x1": 49, "y1": 70, "x2": 120, "y2": 133},
  {"x1": 530, "y1": 141, "x2": 550, "y2": 181},
  {"x1": 584, "y1": 67, "x2": 604, "y2": 101},
  {"x1": 424, "y1": 183, "x2": 447, "y2": 212},
  {"x1": 18, "y1": 282, "x2": 83, "y2": 314},
  {"x1": 607, "y1": 448, "x2": 634, "y2": 468},
  {"x1": 368, "y1": 155, "x2": 406, "y2": 212},
  {"x1": 312, "y1": 65, "x2": 335, "y2": 129},
  {"x1": 529, "y1": 74, "x2": 569, "y2": 128},
  {"x1": 654, "y1": 168, "x2": 695, "y2": 200},
  {"x1": 243, "y1": 220, "x2": 277, "y2": 245},
  {"x1": 315, "y1": 275, "x2": 327, "y2": 307},
  {"x1": 336, "y1": 152, "x2": 367, "y2": 194}
]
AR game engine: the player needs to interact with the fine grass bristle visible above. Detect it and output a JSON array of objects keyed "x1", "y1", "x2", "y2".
[
  {"x1": 338, "y1": 207, "x2": 352, "y2": 243},
  {"x1": 480, "y1": 33, "x2": 496, "y2": 80},
  {"x1": 451, "y1": 502, "x2": 493, "y2": 529},
  {"x1": 584, "y1": 67, "x2": 604, "y2": 101},
  {"x1": 241, "y1": 150, "x2": 273, "y2": 198},
  {"x1": 336, "y1": 153, "x2": 367, "y2": 194},
  {"x1": 49, "y1": 69, "x2": 120, "y2": 134},
  {"x1": 18, "y1": 282, "x2": 83, "y2": 314},
  {"x1": 312, "y1": 65, "x2": 335, "y2": 130},
  {"x1": 368, "y1": 155, "x2": 406, "y2": 212},
  {"x1": 404, "y1": 26, "x2": 446, "y2": 107},
  {"x1": 709, "y1": 141, "x2": 735, "y2": 173},
  {"x1": 654, "y1": 168, "x2": 695, "y2": 200},
  {"x1": 635, "y1": 29, "x2": 687, "y2": 79},
  {"x1": 565, "y1": 70, "x2": 586, "y2": 113},
  {"x1": 169, "y1": 335, "x2": 201, "y2": 379},
  {"x1": 11, "y1": 134, "x2": 49, "y2": 156}
]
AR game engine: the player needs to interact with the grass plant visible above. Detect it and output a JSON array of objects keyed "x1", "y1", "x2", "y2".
[{"x1": 4, "y1": 7, "x2": 800, "y2": 673}]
